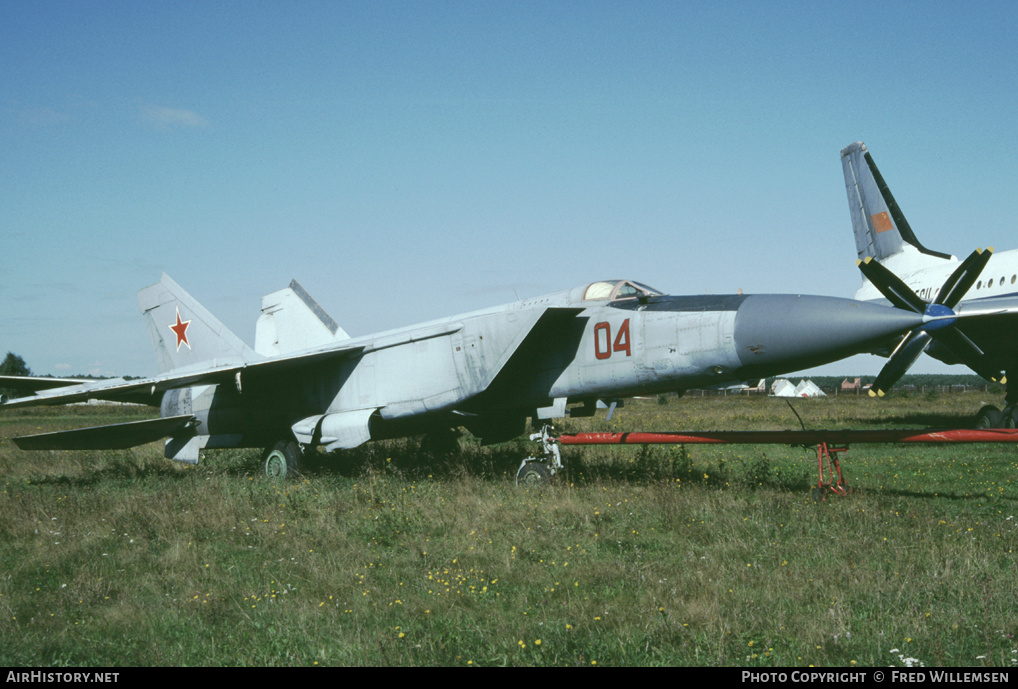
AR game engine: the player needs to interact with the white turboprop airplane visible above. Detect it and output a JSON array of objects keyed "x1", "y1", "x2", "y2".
[{"x1": 841, "y1": 142, "x2": 1018, "y2": 426}]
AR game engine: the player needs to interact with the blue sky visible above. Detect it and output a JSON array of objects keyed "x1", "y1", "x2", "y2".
[{"x1": 4, "y1": 1, "x2": 1018, "y2": 378}]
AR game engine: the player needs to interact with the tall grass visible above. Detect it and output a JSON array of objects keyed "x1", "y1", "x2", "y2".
[{"x1": 1, "y1": 394, "x2": 1016, "y2": 666}]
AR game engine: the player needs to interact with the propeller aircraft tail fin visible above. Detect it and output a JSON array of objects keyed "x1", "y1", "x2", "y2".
[
  {"x1": 841, "y1": 142, "x2": 954, "y2": 275},
  {"x1": 137, "y1": 274, "x2": 258, "y2": 373}
]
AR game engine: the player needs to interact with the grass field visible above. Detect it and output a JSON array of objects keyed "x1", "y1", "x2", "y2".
[{"x1": 1, "y1": 392, "x2": 1016, "y2": 667}]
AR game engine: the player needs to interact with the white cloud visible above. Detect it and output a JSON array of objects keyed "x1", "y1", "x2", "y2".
[
  {"x1": 87, "y1": 361, "x2": 118, "y2": 378},
  {"x1": 142, "y1": 105, "x2": 208, "y2": 130}
]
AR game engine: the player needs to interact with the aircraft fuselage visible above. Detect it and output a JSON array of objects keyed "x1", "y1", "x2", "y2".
[{"x1": 163, "y1": 280, "x2": 929, "y2": 454}]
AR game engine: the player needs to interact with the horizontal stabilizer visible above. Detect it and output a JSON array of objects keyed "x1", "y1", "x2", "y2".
[{"x1": 13, "y1": 415, "x2": 196, "y2": 451}]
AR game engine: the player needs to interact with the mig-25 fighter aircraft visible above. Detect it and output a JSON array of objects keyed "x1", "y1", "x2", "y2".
[{"x1": 2, "y1": 273, "x2": 946, "y2": 477}]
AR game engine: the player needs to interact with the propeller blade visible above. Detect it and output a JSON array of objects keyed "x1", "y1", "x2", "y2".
[
  {"x1": 870, "y1": 330, "x2": 932, "y2": 397},
  {"x1": 934, "y1": 247, "x2": 993, "y2": 308},
  {"x1": 856, "y1": 257, "x2": 927, "y2": 314},
  {"x1": 930, "y1": 326, "x2": 1004, "y2": 384},
  {"x1": 860, "y1": 247, "x2": 1002, "y2": 397}
]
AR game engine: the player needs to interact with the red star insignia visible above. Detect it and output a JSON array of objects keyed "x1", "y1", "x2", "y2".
[{"x1": 169, "y1": 308, "x2": 192, "y2": 352}]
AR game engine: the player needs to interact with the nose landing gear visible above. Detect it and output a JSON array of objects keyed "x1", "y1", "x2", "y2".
[{"x1": 515, "y1": 426, "x2": 563, "y2": 486}]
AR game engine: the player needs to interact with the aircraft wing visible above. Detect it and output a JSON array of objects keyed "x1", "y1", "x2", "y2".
[
  {"x1": 857, "y1": 295, "x2": 1018, "y2": 365},
  {"x1": 954, "y1": 296, "x2": 1018, "y2": 318},
  {"x1": 0, "y1": 341, "x2": 369, "y2": 409},
  {"x1": 0, "y1": 317, "x2": 483, "y2": 410},
  {"x1": 939, "y1": 297, "x2": 1018, "y2": 368},
  {"x1": 12, "y1": 415, "x2": 198, "y2": 450}
]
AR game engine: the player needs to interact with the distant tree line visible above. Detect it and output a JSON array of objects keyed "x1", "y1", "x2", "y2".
[
  {"x1": 804, "y1": 374, "x2": 1002, "y2": 392},
  {"x1": 674, "y1": 373, "x2": 1006, "y2": 399}
]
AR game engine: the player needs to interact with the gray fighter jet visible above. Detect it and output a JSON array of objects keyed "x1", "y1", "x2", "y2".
[{"x1": 3, "y1": 273, "x2": 942, "y2": 477}]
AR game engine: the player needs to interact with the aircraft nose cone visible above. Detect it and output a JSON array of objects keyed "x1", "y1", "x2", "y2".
[{"x1": 733, "y1": 295, "x2": 926, "y2": 374}]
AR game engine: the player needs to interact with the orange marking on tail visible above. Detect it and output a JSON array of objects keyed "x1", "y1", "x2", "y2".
[{"x1": 871, "y1": 211, "x2": 894, "y2": 233}]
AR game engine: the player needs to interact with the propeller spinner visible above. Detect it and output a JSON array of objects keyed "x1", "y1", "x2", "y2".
[{"x1": 857, "y1": 248, "x2": 1003, "y2": 396}]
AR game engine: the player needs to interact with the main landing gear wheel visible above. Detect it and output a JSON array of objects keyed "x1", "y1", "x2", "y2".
[
  {"x1": 1002, "y1": 407, "x2": 1018, "y2": 429},
  {"x1": 976, "y1": 405, "x2": 1004, "y2": 429},
  {"x1": 264, "y1": 440, "x2": 302, "y2": 478},
  {"x1": 516, "y1": 461, "x2": 550, "y2": 486}
]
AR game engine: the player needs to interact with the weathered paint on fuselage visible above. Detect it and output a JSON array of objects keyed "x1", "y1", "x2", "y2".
[
  {"x1": 268, "y1": 283, "x2": 926, "y2": 447},
  {"x1": 315, "y1": 286, "x2": 740, "y2": 426}
]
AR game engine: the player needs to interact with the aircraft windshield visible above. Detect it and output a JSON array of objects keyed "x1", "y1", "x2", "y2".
[{"x1": 583, "y1": 280, "x2": 663, "y2": 302}]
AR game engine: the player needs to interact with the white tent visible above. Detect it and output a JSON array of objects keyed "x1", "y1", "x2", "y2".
[
  {"x1": 771, "y1": 379, "x2": 826, "y2": 397},
  {"x1": 794, "y1": 380, "x2": 827, "y2": 397},
  {"x1": 770, "y1": 379, "x2": 798, "y2": 397}
]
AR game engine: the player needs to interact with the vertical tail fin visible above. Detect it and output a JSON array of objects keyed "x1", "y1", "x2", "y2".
[
  {"x1": 841, "y1": 142, "x2": 953, "y2": 266},
  {"x1": 254, "y1": 280, "x2": 350, "y2": 357},
  {"x1": 137, "y1": 274, "x2": 258, "y2": 372}
]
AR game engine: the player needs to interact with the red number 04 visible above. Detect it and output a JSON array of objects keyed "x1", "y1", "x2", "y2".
[{"x1": 594, "y1": 319, "x2": 631, "y2": 360}]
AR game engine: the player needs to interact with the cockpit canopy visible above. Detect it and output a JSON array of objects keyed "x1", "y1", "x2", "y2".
[{"x1": 582, "y1": 280, "x2": 663, "y2": 302}]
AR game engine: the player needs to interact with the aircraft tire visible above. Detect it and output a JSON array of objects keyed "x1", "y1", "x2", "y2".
[
  {"x1": 264, "y1": 440, "x2": 302, "y2": 479},
  {"x1": 1003, "y1": 407, "x2": 1018, "y2": 429},
  {"x1": 976, "y1": 405, "x2": 1004, "y2": 429},
  {"x1": 515, "y1": 461, "x2": 550, "y2": 487}
]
